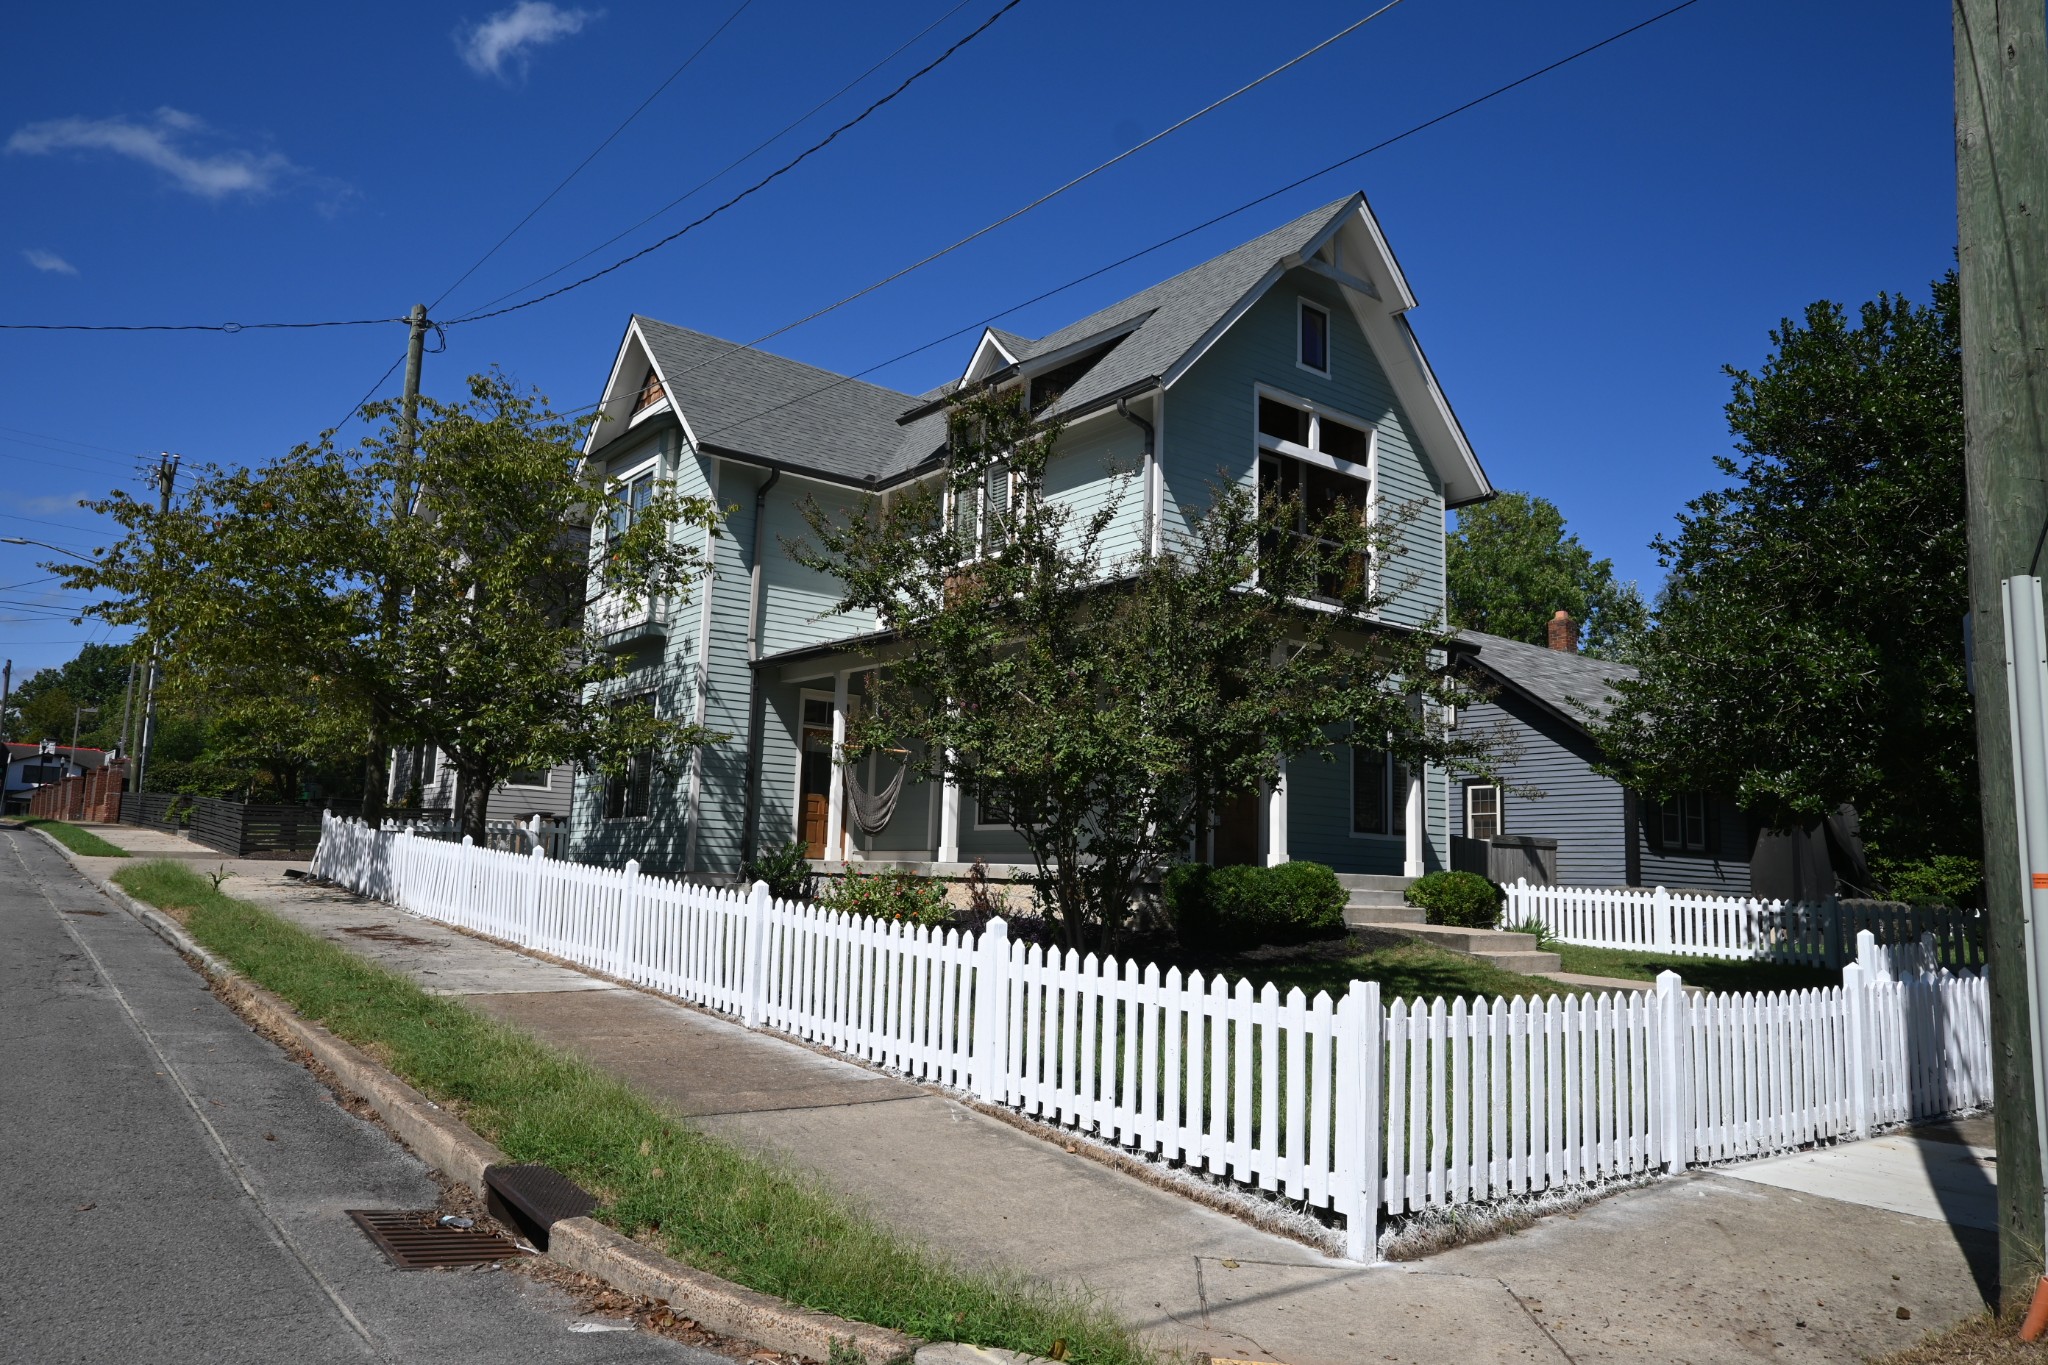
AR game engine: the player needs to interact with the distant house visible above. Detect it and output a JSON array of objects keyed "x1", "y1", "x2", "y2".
[
  {"x1": 1456, "y1": 622, "x2": 1753, "y2": 894},
  {"x1": 3, "y1": 742, "x2": 106, "y2": 816},
  {"x1": 387, "y1": 748, "x2": 574, "y2": 825}
]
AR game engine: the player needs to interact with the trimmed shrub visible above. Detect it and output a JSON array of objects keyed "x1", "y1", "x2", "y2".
[
  {"x1": 744, "y1": 839, "x2": 816, "y2": 903},
  {"x1": 1870, "y1": 854, "x2": 1984, "y2": 907},
  {"x1": 1405, "y1": 870, "x2": 1503, "y2": 929},
  {"x1": 1166, "y1": 860, "x2": 1349, "y2": 951},
  {"x1": 818, "y1": 867, "x2": 952, "y2": 926}
]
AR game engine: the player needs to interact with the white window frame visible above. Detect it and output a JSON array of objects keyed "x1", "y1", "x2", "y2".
[
  {"x1": 1464, "y1": 782, "x2": 1502, "y2": 840},
  {"x1": 943, "y1": 463, "x2": 1014, "y2": 564},
  {"x1": 1297, "y1": 297, "x2": 1332, "y2": 377},
  {"x1": 504, "y1": 768, "x2": 552, "y2": 791},
  {"x1": 1255, "y1": 385, "x2": 1379, "y2": 602}
]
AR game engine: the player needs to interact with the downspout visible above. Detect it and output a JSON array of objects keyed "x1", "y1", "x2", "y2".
[
  {"x1": 1115, "y1": 395, "x2": 1157, "y2": 554},
  {"x1": 737, "y1": 466, "x2": 782, "y2": 872}
]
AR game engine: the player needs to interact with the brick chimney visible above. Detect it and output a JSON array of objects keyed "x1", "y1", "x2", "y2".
[{"x1": 1547, "y1": 609, "x2": 1576, "y2": 653}]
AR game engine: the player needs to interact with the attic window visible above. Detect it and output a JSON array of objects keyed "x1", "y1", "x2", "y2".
[
  {"x1": 1027, "y1": 343, "x2": 1117, "y2": 414},
  {"x1": 1298, "y1": 300, "x2": 1330, "y2": 375},
  {"x1": 634, "y1": 366, "x2": 666, "y2": 413}
]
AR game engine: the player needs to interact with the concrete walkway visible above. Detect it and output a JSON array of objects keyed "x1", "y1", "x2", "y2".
[{"x1": 65, "y1": 823, "x2": 1999, "y2": 1364}]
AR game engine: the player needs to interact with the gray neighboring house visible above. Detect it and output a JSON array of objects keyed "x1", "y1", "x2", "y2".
[
  {"x1": 1456, "y1": 625, "x2": 1753, "y2": 893},
  {"x1": 387, "y1": 748, "x2": 575, "y2": 824}
]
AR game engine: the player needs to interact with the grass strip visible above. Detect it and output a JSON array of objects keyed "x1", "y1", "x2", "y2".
[
  {"x1": 115, "y1": 860, "x2": 1153, "y2": 1365},
  {"x1": 20, "y1": 817, "x2": 129, "y2": 858},
  {"x1": 1183, "y1": 937, "x2": 1587, "y2": 1005},
  {"x1": 1549, "y1": 941, "x2": 1839, "y2": 994}
]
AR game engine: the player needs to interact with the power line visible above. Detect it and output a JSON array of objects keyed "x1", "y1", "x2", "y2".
[
  {"x1": 444, "y1": 0, "x2": 1028, "y2": 327},
  {"x1": 649, "y1": 0, "x2": 1715, "y2": 449},
  {"x1": 0, "y1": 314, "x2": 402, "y2": 334},
  {"x1": 458, "y1": 0, "x2": 982, "y2": 318},
  {"x1": 0, "y1": 425, "x2": 144, "y2": 460},
  {"x1": 430, "y1": 0, "x2": 757, "y2": 313}
]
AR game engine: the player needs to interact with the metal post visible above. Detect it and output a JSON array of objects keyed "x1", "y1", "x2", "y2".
[{"x1": 2003, "y1": 577, "x2": 2048, "y2": 1263}]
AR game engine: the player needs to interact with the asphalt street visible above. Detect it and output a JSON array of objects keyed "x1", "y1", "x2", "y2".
[{"x1": 0, "y1": 828, "x2": 738, "y2": 1365}]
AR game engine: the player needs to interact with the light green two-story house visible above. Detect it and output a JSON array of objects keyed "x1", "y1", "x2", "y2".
[{"x1": 568, "y1": 193, "x2": 1494, "y2": 882}]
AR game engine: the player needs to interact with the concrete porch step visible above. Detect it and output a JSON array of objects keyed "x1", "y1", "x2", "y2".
[
  {"x1": 1344, "y1": 903, "x2": 1424, "y2": 926},
  {"x1": 1345, "y1": 917, "x2": 1564, "y2": 976},
  {"x1": 1333, "y1": 873, "x2": 1416, "y2": 893}
]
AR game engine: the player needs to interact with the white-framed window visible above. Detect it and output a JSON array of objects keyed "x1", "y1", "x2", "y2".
[
  {"x1": 944, "y1": 463, "x2": 1013, "y2": 561},
  {"x1": 1298, "y1": 298, "x2": 1331, "y2": 375},
  {"x1": 505, "y1": 768, "x2": 551, "y2": 790},
  {"x1": 1465, "y1": 782, "x2": 1501, "y2": 840},
  {"x1": 1351, "y1": 745, "x2": 1408, "y2": 838},
  {"x1": 1256, "y1": 388, "x2": 1376, "y2": 600},
  {"x1": 608, "y1": 467, "x2": 657, "y2": 542}
]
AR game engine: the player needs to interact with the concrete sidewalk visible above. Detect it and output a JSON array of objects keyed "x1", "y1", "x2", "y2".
[{"x1": 67, "y1": 823, "x2": 1999, "y2": 1364}]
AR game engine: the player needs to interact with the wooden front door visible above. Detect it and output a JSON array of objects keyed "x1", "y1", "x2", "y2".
[
  {"x1": 799, "y1": 723, "x2": 833, "y2": 858},
  {"x1": 1213, "y1": 789, "x2": 1261, "y2": 866}
]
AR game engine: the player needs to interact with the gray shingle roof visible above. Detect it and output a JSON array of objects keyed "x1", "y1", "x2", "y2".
[
  {"x1": 634, "y1": 316, "x2": 920, "y2": 484},
  {"x1": 629, "y1": 193, "x2": 1365, "y2": 486},
  {"x1": 1457, "y1": 629, "x2": 1636, "y2": 730}
]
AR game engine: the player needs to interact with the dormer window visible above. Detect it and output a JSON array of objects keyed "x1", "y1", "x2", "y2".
[
  {"x1": 1298, "y1": 299, "x2": 1331, "y2": 375},
  {"x1": 633, "y1": 365, "x2": 666, "y2": 413}
]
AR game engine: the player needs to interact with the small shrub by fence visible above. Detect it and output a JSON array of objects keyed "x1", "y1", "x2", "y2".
[
  {"x1": 313, "y1": 814, "x2": 1992, "y2": 1262},
  {"x1": 1507, "y1": 879, "x2": 1986, "y2": 970}
]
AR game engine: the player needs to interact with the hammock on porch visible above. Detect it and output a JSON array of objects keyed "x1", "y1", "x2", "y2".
[{"x1": 840, "y1": 749, "x2": 910, "y2": 836}]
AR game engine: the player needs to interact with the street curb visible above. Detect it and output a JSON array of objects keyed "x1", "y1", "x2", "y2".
[{"x1": 28, "y1": 830, "x2": 923, "y2": 1365}]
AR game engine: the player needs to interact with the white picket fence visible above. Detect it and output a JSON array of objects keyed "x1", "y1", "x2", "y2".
[
  {"x1": 390, "y1": 814, "x2": 570, "y2": 861},
  {"x1": 312, "y1": 814, "x2": 1993, "y2": 1261},
  {"x1": 1506, "y1": 879, "x2": 1987, "y2": 970}
]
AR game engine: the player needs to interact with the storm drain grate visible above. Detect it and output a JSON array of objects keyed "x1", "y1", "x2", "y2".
[
  {"x1": 346, "y1": 1209, "x2": 520, "y2": 1271},
  {"x1": 484, "y1": 1163, "x2": 597, "y2": 1252}
]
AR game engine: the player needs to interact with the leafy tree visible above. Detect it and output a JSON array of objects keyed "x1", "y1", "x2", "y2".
[
  {"x1": 5, "y1": 642, "x2": 133, "y2": 746},
  {"x1": 62, "y1": 371, "x2": 724, "y2": 839},
  {"x1": 1593, "y1": 275, "x2": 1971, "y2": 864},
  {"x1": 1446, "y1": 491, "x2": 1647, "y2": 656},
  {"x1": 795, "y1": 389, "x2": 1497, "y2": 951}
]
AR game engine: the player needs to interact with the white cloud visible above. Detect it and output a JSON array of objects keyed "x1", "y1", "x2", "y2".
[
  {"x1": 6, "y1": 107, "x2": 295, "y2": 199},
  {"x1": 22, "y1": 249, "x2": 77, "y2": 275},
  {"x1": 458, "y1": 2, "x2": 600, "y2": 79}
]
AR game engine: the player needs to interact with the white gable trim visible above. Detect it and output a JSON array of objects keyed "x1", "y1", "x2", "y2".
[
  {"x1": 583, "y1": 318, "x2": 702, "y2": 462},
  {"x1": 961, "y1": 330, "x2": 1019, "y2": 385},
  {"x1": 1158, "y1": 198, "x2": 1490, "y2": 508}
]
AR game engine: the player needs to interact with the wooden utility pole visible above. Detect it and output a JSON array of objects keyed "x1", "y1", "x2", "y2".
[
  {"x1": 1955, "y1": 0, "x2": 2048, "y2": 1308},
  {"x1": 360, "y1": 304, "x2": 430, "y2": 825},
  {"x1": 133, "y1": 454, "x2": 179, "y2": 798}
]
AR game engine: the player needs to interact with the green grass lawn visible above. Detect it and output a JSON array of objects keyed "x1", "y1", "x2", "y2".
[
  {"x1": 17, "y1": 818, "x2": 129, "y2": 858},
  {"x1": 1150, "y1": 936, "x2": 1584, "y2": 1005},
  {"x1": 1548, "y1": 941, "x2": 1839, "y2": 994},
  {"x1": 114, "y1": 860, "x2": 1153, "y2": 1365}
]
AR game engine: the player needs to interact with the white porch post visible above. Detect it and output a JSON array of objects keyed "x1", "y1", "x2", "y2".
[
  {"x1": 937, "y1": 750, "x2": 962, "y2": 864},
  {"x1": 1402, "y1": 769, "x2": 1424, "y2": 877},
  {"x1": 825, "y1": 670, "x2": 849, "y2": 862},
  {"x1": 1265, "y1": 758, "x2": 1290, "y2": 866}
]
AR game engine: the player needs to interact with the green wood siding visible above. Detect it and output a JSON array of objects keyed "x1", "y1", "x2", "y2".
[{"x1": 1163, "y1": 267, "x2": 1445, "y2": 630}]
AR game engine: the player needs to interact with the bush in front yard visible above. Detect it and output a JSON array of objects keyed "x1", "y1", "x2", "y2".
[
  {"x1": 1405, "y1": 870, "x2": 1503, "y2": 929},
  {"x1": 744, "y1": 838, "x2": 816, "y2": 903},
  {"x1": 817, "y1": 867, "x2": 952, "y2": 926},
  {"x1": 1166, "y1": 861, "x2": 1348, "y2": 951}
]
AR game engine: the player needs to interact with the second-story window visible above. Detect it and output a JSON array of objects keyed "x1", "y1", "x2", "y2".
[
  {"x1": 609, "y1": 469, "x2": 655, "y2": 542},
  {"x1": 946, "y1": 464, "x2": 1012, "y2": 560},
  {"x1": 1256, "y1": 393, "x2": 1373, "y2": 600}
]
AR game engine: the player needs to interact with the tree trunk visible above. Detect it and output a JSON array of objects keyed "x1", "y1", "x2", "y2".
[
  {"x1": 455, "y1": 762, "x2": 493, "y2": 845},
  {"x1": 360, "y1": 738, "x2": 388, "y2": 825}
]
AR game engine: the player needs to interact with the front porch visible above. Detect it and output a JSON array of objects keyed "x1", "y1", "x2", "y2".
[{"x1": 756, "y1": 657, "x2": 1445, "y2": 880}]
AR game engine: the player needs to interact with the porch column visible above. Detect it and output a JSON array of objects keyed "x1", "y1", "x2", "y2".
[
  {"x1": 1402, "y1": 769, "x2": 1424, "y2": 877},
  {"x1": 937, "y1": 751, "x2": 962, "y2": 864},
  {"x1": 1265, "y1": 758, "x2": 1289, "y2": 866},
  {"x1": 825, "y1": 670, "x2": 849, "y2": 862}
]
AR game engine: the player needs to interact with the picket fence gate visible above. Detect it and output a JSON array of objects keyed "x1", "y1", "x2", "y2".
[
  {"x1": 312, "y1": 814, "x2": 1993, "y2": 1261},
  {"x1": 1506, "y1": 879, "x2": 1987, "y2": 970}
]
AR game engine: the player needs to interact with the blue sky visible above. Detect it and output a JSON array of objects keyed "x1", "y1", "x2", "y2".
[{"x1": 0, "y1": 0, "x2": 1959, "y2": 682}]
